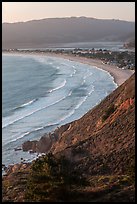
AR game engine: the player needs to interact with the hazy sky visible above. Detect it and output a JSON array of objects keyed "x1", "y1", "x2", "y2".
[{"x1": 2, "y1": 2, "x2": 135, "y2": 23}]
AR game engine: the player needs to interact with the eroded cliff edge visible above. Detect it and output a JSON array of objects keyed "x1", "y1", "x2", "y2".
[{"x1": 3, "y1": 73, "x2": 135, "y2": 202}]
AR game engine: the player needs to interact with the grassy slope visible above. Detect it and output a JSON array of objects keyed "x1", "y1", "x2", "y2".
[{"x1": 2, "y1": 74, "x2": 135, "y2": 202}]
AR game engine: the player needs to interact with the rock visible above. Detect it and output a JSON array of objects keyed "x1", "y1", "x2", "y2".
[
  {"x1": 29, "y1": 150, "x2": 35, "y2": 154},
  {"x1": 36, "y1": 135, "x2": 52, "y2": 153},
  {"x1": 22, "y1": 140, "x2": 37, "y2": 152},
  {"x1": 2, "y1": 164, "x2": 7, "y2": 171},
  {"x1": 21, "y1": 123, "x2": 70, "y2": 154},
  {"x1": 14, "y1": 147, "x2": 22, "y2": 151}
]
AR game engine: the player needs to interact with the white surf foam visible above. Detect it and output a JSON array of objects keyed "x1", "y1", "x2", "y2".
[{"x1": 48, "y1": 79, "x2": 67, "y2": 93}]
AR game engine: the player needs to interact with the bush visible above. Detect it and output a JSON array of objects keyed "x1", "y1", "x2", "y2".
[
  {"x1": 25, "y1": 153, "x2": 88, "y2": 202},
  {"x1": 102, "y1": 104, "x2": 116, "y2": 122}
]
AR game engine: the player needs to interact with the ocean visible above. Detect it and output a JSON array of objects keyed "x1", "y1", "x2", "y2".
[
  {"x1": 18, "y1": 41, "x2": 125, "y2": 51},
  {"x1": 2, "y1": 53, "x2": 117, "y2": 166}
]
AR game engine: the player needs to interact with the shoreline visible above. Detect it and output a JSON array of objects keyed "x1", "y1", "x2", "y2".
[
  {"x1": 2, "y1": 51, "x2": 135, "y2": 173},
  {"x1": 3, "y1": 51, "x2": 134, "y2": 86}
]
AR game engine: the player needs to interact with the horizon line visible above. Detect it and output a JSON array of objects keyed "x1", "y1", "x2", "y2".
[{"x1": 2, "y1": 16, "x2": 135, "y2": 24}]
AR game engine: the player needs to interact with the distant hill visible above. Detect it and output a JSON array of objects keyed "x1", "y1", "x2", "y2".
[{"x1": 2, "y1": 17, "x2": 135, "y2": 49}]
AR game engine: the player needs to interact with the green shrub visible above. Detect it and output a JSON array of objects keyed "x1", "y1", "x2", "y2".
[{"x1": 25, "y1": 153, "x2": 88, "y2": 202}]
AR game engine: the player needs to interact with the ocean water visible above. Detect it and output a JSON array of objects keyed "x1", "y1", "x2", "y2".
[
  {"x1": 2, "y1": 53, "x2": 117, "y2": 166},
  {"x1": 19, "y1": 41, "x2": 125, "y2": 51}
]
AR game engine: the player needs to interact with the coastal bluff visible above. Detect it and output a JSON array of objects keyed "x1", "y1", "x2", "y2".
[
  {"x1": 3, "y1": 73, "x2": 135, "y2": 202},
  {"x1": 22, "y1": 73, "x2": 135, "y2": 175},
  {"x1": 51, "y1": 73, "x2": 135, "y2": 175}
]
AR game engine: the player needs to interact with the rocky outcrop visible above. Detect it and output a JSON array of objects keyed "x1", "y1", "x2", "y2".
[
  {"x1": 50, "y1": 73, "x2": 135, "y2": 175},
  {"x1": 2, "y1": 163, "x2": 31, "y2": 202},
  {"x1": 22, "y1": 74, "x2": 135, "y2": 176},
  {"x1": 3, "y1": 74, "x2": 135, "y2": 202},
  {"x1": 22, "y1": 123, "x2": 70, "y2": 153},
  {"x1": 22, "y1": 140, "x2": 37, "y2": 152}
]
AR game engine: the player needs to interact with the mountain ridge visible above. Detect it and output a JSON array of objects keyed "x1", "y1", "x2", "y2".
[
  {"x1": 2, "y1": 17, "x2": 135, "y2": 49},
  {"x1": 3, "y1": 16, "x2": 135, "y2": 24}
]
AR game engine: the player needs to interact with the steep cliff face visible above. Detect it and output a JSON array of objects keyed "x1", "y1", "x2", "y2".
[
  {"x1": 2, "y1": 74, "x2": 135, "y2": 202},
  {"x1": 51, "y1": 73, "x2": 135, "y2": 175}
]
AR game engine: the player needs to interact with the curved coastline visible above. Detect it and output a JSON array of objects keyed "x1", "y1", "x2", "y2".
[
  {"x1": 41, "y1": 53, "x2": 134, "y2": 86},
  {"x1": 2, "y1": 51, "x2": 134, "y2": 87},
  {"x1": 2, "y1": 51, "x2": 134, "y2": 168}
]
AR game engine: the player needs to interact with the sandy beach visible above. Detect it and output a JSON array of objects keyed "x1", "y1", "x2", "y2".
[
  {"x1": 3, "y1": 51, "x2": 134, "y2": 86},
  {"x1": 40, "y1": 52, "x2": 134, "y2": 86}
]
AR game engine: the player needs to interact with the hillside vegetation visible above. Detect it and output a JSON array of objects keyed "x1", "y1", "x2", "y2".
[{"x1": 2, "y1": 74, "x2": 135, "y2": 202}]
